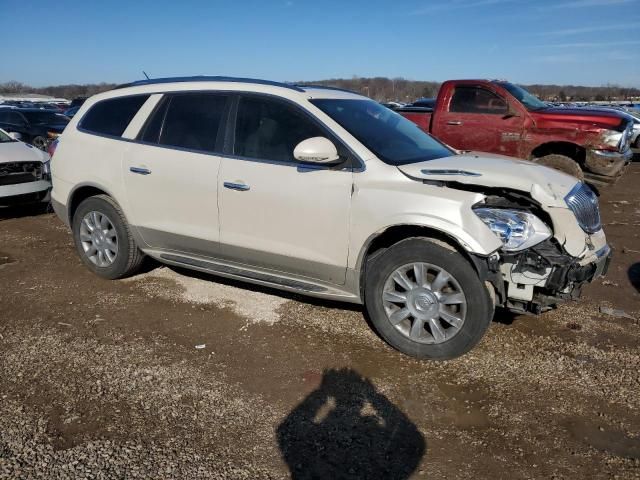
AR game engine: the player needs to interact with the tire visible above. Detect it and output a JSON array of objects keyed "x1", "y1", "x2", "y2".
[
  {"x1": 364, "y1": 238, "x2": 493, "y2": 360},
  {"x1": 31, "y1": 135, "x2": 48, "y2": 151},
  {"x1": 532, "y1": 154, "x2": 584, "y2": 181},
  {"x1": 72, "y1": 194, "x2": 144, "y2": 279}
]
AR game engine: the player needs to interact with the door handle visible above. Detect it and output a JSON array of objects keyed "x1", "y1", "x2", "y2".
[
  {"x1": 446, "y1": 121, "x2": 463, "y2": 126},
  {"x1": 223, "y1": 182, "x2": 250, "y2": 191},
  {"x1": 130, "y1": 166, "x2": 151, "y2": 175}
]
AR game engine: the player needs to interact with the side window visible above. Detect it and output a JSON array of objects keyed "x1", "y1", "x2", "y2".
[
  {"x1": 139, "y1": 98, "x2": 169, "y2": 144},
  {"x1": 234, "y1": 96, "x2": 325, "y2": 163},
  {"x1": 80, "y1": 95, "x2": 150, "y2": 137},
  {"x1": 0, "y1": 112, "x2": 9, "y2": 123},
  {"x1": 8, "y1": 112, "x2": 24, "y2": 125},
  {"x1": 156, "y1": 93, "x2": 228, "y2": 153},
  {"x1": 450, "y1": 86, "x2": 508, "y2": 114}
]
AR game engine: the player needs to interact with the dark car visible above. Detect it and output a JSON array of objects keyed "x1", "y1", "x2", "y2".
[
  {"x1": 411, "y1": 97, "x2": 436, "y2": 109},
  {"x1": 0, "y1": 109, "x2": 69, "y2": 150},
  {"x1": 70, "y1": 97, "x2": 87, "y2": 108},
  {"x1": 63, "y1": 106, "x2": 80, "y2": 118}
]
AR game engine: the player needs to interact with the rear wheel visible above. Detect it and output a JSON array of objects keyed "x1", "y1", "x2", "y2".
[
  {"x1": 72, "y1": 195, "x2": 144, "y2": 279},
  {"x1": 364, "y1": 238, "x2": 493, "y2": 360},
  {"x1": 533, "y1": 154, "x2": 584, "y2": 180}
]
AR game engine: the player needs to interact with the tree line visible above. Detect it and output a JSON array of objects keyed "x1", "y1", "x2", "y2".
[{"x1": 1, "y1": 77, "x2": 639, "y2": 102}]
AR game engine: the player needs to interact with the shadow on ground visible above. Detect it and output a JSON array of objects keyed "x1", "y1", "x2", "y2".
[
  {"x1": 0, "y1": 202, "x2": 50, "y2": 220},
  {"x1": 628, "y1": 263, "x2": 640, "y2": 292},
  {"x1": 276, "y1": 368, "x2": 426, "y2": 479}
]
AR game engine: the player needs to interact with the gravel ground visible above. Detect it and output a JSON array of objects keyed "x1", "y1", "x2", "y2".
[{"x1": 1, "y1": 164, "x2": 639, "y2": 479}]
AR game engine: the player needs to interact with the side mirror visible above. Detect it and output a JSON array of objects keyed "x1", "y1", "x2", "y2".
[
  {"x1": 8, "y1": 132, "x2": 22, "y2": 141},
  {"x1": 293, "y1": 137, "x2": 340, "y2": 164},
  {"x1": 502, "y1": 106, "x2": 520, "y2": 119}
]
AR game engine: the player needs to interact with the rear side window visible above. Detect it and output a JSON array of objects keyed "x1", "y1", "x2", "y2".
[
  {"x1": 139, "y1": 93, "x2": 228, "y2": 153},
  {"x1": 450, "y1": 86, "x2": 507, "y2": 114},
  {"x1": 234, "y1": 96, "x2": 324, "y2": 163},
  {"x1": 80, "y1": 95, "x2": 150, "y2": 136}
]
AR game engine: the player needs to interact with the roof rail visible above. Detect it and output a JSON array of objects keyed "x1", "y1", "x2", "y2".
[
  {"x1": 114, "y1": 76, "x2": 305, "y2": 92},
  {"x1": 296, "y1": 84, "x2": 361, "y2": 95}
]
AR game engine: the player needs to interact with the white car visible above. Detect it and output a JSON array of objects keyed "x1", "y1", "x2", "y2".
[
  {"x1": 50, "y1": 77, "x2": 610, "y2": 359},
  {"x1": 0, "y1": 128, "x2": 51, "y2": 206}
]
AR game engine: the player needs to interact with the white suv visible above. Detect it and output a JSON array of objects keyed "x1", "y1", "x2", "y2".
[{"x1": 50, "y1": 77, "x2": 610, "y2": 359}]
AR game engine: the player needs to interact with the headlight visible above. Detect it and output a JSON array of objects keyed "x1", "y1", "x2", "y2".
[
  {"x1": 474, "y1": 208, "x2": 551, "y2": 252},
  {"x1": 42, "y1": 160, "x2": 51, "y2": 178},
  {"x1": 602, "y1": 129, "x2": 622, "y2": 149}
]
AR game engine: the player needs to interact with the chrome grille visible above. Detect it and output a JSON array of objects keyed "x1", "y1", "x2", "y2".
[{"x1": 564, "y1": 183, "x2": 601, "y2": 234}]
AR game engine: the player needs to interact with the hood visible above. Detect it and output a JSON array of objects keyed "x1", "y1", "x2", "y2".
[
  {"x1": 530, "y1": 107, "x2": 627, "y2": 131},
  {"x1": 397, "y1": 152, "x2": 579, "y2": 208},
  {"x1": 0, "y1": 141, "x2": 48, "y2": 164}
]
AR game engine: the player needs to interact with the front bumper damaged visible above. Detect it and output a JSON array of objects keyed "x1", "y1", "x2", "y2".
[
  {"x1": 584, "y1": 148, "x2": 632, "y2": 186},
  {"x1": 473, "y1": 240, "x2": 611, "y2": 315}
]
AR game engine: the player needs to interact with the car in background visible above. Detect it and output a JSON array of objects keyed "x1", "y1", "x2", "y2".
[
  {"x1": 63, "y1": 106, "x2": 80, "y2": 118},
  {"x1": 0, "y1": 109, "x2": 69, "y2": 150},
  {"x1": 70, "y1": 97, "x2": 87, "y2": 108},
  {"x1": 411, "y1": 98, "x2": 436, "y2": 109},
  {"x1": 397, "y1": 80, "x2": 633, "y2": 185},
  {"x1": 0, "y1": 128, "x2": 51, "y2": 206}
]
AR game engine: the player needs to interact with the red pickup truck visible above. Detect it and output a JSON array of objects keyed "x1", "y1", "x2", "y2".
[{"x1": 398, "y1": 80, "x2": 634, "y2": 185}]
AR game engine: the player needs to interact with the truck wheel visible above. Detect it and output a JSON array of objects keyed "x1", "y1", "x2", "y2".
[
  {"x1": 364, "y1": 238, "x2": 493, "y2": 360},
  {"x1": 31, "y1": 135, "x2": 48, "y2": 151},
  {"x1": 72, "y1": 195, "x2": 144, "y2": 279},
  {"x1": 533, "y1": 154, "x2": 584, "y2": 180}
]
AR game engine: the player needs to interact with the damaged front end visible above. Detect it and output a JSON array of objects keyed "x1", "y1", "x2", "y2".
[
  {"x1": 584, "y1": 121, "x2": 634, "y2": 185},
  {"x1": 470, "y1": 183, "x2": 611, "y2": 314}
]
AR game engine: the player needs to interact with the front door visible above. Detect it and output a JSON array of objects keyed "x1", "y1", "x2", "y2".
[
  {"x1": 123, "y1": 92, "x2": 230, "y2": 257},
  {"x1": 434, "y1": 84, "x2": 524, "y2": 157},
  {"x1": 218, "y1": 94, "x2": 353, "y2": 284}
]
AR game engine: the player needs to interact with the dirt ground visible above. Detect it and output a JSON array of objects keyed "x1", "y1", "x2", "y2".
[{"x1": 1, "y1": 164, "x2": 639, "y2": 479}]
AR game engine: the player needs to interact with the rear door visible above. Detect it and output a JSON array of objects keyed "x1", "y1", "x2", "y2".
[
  {"x1": 433, "y1": 84, "x2": 524, "y2": 157},
  {"x1": 123, "y1": 92, "x2": 231, "y2": 257},
  {"x1": 217, "y1": 94, "x2": 353, "y2": 284}
]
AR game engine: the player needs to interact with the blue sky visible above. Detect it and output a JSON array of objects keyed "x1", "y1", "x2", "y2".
[{"x1": 1, "y1": 0, "x2": 639, "y2": 87}]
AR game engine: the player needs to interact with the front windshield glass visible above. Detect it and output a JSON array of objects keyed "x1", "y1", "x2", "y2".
[
  {"x1": 21, "y1": 111, "x2": 69, "y2": 124},
  {"x1": 311, "y1": 99, "x2": 453, "y2": 166},
  {"x1": 495, "y1": 82, "x2": 548, "y2": 111},
  {"x1": 0, "y1": 129, "x2": 14, "y2": 143}
]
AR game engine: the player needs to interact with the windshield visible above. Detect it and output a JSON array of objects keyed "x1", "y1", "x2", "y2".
[
  {"x1": 495, "y1": 82, "x2": 548, "y2": 111},
  {"x1": 21, "y1": 111, "x2": 69, "y2": 125},
  {"x1": 0, "y1": 129, "x2": 15, "y2": 143},
  {"x1": 311, "y1": 99, "x2": 453, "y2": 166}
]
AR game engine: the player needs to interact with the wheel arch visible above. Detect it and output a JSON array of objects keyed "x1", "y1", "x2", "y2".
[
  {"x1": 355, "y1": 224, "x2": 485, "y2": 302},
  {"x1": 530, "y1": 141, "x2": 586, "y2": 165},
  {"x1": 67, "y1": 183, "x2": 117, "y2": 225}
]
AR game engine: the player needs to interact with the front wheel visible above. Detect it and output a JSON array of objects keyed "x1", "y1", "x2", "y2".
[
  {"x1": 364, "y1": 238, "x2": 493, "y2": 360},
  {"x1": 532, "y1": 154, "x2": 584, "y2": 180}
]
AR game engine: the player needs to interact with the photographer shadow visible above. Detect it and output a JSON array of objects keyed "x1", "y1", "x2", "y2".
[{"x1": 277, "y1": 368, "x2": 426, "y2": 479}]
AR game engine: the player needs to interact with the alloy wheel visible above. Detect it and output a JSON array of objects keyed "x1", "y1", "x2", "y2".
[
  {"x1": 382, "y1": 262, "x2": 467, "y2": 344},
  {"x1": 79, "y1": 211, "x2": 118, "y2": 267}
]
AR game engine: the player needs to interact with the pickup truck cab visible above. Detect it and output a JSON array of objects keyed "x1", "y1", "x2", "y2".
[
  {"x1": 399, "y1": 80, "x2": 634, "y2": 185},
  {"x1": 51, "y1": 77, "x2": 610, "y2": 360}
]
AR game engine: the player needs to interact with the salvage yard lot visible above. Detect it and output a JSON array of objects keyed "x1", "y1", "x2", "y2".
[{"x1": 1, "y1": 165, "x2": 639, "y2": 479}]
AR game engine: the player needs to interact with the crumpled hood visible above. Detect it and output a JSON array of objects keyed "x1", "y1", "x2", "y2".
[
  {"x1": 0, "y1": 141, "x2": 48, "y2": 164},
  {"x1": 397, "y1": 152, "x2": 579, "y2": 208}
]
